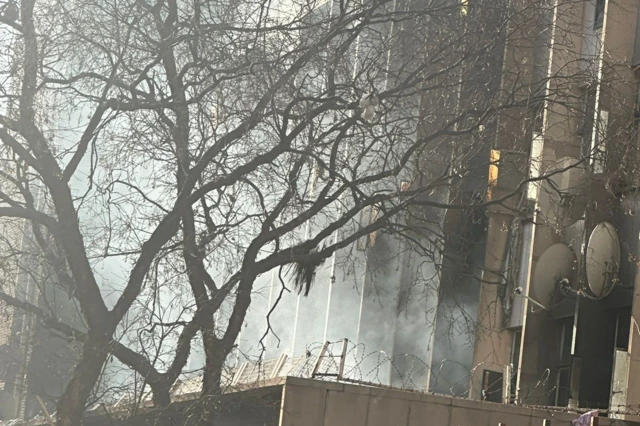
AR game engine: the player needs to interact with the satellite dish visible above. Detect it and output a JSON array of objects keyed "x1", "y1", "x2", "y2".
[
  {"x1": 531, "y1": 243, "x2": 577, "y2": 308},
  {"x1": 586, "y1": 222, "x2": 620, "y2": 299},
  {"x1": 538, "y1": 156, "x2": 589, "y2": 229}
]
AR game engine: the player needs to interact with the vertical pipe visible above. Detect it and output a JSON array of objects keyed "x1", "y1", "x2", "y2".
[{"x1": 515, "y1": 0, "x2": 559, "y2": 403}]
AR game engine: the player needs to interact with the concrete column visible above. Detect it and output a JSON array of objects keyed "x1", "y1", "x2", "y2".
[{"x1": 469, "y1": 212, "x2": 514, "y2": 400}]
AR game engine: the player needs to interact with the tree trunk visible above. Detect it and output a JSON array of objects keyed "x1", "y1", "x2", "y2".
[
  {"x1": 56, "y1": 334, "x2": 110, "y2": 426},
  {"x1": 152, "y1": 384, "x2": 171, "y2": 408},
  {"x1": 202, "y1": 340, "x2": 224, "y2": 397},
  {"x1": 150, "y1": 383, "x2": 173, "y2": 426},
  {"x1": 193, "y1": 338, "x2": 226, "y2": 425}
]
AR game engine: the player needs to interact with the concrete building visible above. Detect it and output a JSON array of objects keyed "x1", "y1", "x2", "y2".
[
  {"x1": 234, "y1": 0, "x2": 640, "y2": 420},
  {"x1": 470, "y1": 0, "x2": 640, "y2": 419},
  {"x1": 230, "y1": 0, "x2": 505, "y2": 397},
  {"x1": 234, "y1": 0, "x2": 509, "y2": 399}
]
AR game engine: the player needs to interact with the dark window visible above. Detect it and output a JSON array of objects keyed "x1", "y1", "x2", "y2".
[
  {"x1": 616, "y1": 309, "x2": 631, "y2": 351},
  {"x1": 594, "y1": 0, "x2": 605, "y2": 30},
  {"x1": 482, "y1": 370, "x2": 504, "y2": 403},
  {"x1": 555, "y1": 367, "x2": 571, "y2": 406},
  {"x1": 633, "y1": 11, "x2": 640, "y2": 65},
  {"x1": 559, "y1": 317, "x2": 574, "y2": 365},
  {"x1": 509, "y1": 330, "x2": 522, "y2": 403},
  {"x1": 532, "y1": 102, "x2": 545, "y2": 134},
  {"x1": 635, "y1": 118, "x2": 640, "y2": 158},
  {"x1": 577, "y1": 84, "x2": 596, "y2": 159}
]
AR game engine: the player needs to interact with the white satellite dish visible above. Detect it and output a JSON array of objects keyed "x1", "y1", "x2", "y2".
[
  {"x1": 538, "y1": 156, "x2": 589, "y2": 229},
  {"x1": 531, "y1": 243, "x2": 577, "y2": 308},
  {"x1": 585, "y1": 222, "x2": 620, "y2": 299}
]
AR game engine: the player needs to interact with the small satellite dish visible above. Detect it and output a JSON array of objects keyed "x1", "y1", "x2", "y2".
[
  {"x1": 531, "y1": 243, "x2": 577, "y2": 308},
  {"x1": 538, "y1": 156, "x2": 589, "y2": 229},
  {"x1": 586, "y1": 222, "x2": 620, "y2": 299}
]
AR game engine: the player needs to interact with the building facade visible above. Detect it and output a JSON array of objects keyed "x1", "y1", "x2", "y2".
[
  {"x1": 233, "y1": 0, "x2": 640, "y2": 420},
  {"x1": 0, "y1": 207, "x2": 82, "y2": 421}
]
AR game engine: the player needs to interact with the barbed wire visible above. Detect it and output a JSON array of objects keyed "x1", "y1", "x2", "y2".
[
  {"x1": 228, "y1": 340, "x2": 522, "y2": 398},
  {"x1": 219, "y1": 339, "x2": 640, "y2": 418}
]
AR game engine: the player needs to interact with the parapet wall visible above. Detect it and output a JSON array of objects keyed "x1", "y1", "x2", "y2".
[{"x1": 279, "y1": 377, "x2": 640, "y2": 426}]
